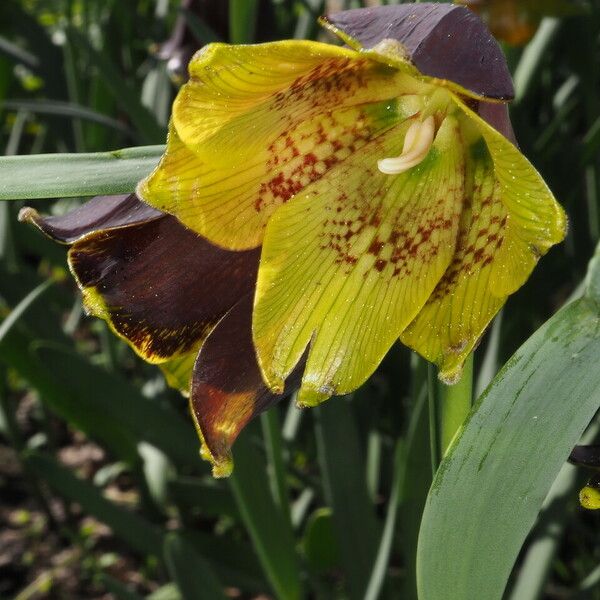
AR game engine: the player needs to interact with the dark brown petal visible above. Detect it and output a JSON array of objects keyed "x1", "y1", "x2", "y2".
[
  {"x1": 190, "y1": 293, "x2": 299, "y2": 477},
  {"x1": 68, "y1": 214, "x2": 260, "y2": 363},
  {"x1": 322, "y1": 4, "x2": 514, "y2": 100},
  {"x1": 18, "y1": 193, "x2": 163, "y2": 244},
  {"x1": 477, "y1": 101, "x2": 517, "y2": 144}
]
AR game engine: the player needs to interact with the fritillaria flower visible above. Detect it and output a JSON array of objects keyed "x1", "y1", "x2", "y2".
[
  {"x1": 23, "y1": 4, "x2": 566, "y2": 476},
  {"x1": 569, "y1": 445, "x2": 600, "y2": 510}
]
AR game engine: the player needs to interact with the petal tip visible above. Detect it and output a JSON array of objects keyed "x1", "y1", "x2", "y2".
[
  {"x1": 438, "y1": 365, "x2": 463, "y2": 386},
  {"x1": 198, "y1": 437, "x2": 234, "y2": 478},
  {"x1": 580, "y1": 485, "x2": 600, "y2": 510},
  {"x1": 18, "y1": 206, "x2": 39, "y2": 224}
]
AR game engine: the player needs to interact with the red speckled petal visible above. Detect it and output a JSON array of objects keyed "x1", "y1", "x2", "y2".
[{"x1": 138, "y1": 40, "x2": 433, "y2": 249}]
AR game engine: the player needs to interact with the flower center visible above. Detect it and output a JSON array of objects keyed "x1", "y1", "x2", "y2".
[{"x1": 377, "y1": 116, "x2": 435, "y2": 175}]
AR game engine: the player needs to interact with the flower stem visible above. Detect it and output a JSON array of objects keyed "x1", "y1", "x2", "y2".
[
  {"x1": 440, "y1": 354, "x2": 474, "y2": 456},
  {"x1": 428, "y1": 353, "x2": 474, "y2": 474}
]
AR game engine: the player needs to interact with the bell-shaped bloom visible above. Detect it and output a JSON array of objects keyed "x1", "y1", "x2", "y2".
[
  {"x1": 23, "y1": 4, "x2": 566, "y2": 476},
  {"x1": 20, "y1": 194, "x2": 295, "y2": 477},
  {"x1": 137, "y1": 4, "x2": 565, "y2": 407}
]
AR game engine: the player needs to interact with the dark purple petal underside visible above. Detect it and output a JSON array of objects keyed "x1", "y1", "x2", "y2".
[
  {"x1": 68, "y1": 214, "x2": 260, "y2": 361},
  {"x1": 191, "y1": 293, "x2": 300, "y2": 470},
  {"x1": 477, "y1": 101, "x2": 517, "y2": 144},
  {"x1": 323, "y1": 4, "x2": 514, "y2": 100},
  {"x1": 19, "y1": 194, "x2": 163, "y2": 244}
]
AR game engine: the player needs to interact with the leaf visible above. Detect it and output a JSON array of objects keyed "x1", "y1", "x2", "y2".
[
  {"x1": 37, "y1": 345, "x2": 200, "y2": 467},
  {"x1": 0, "y1": 280, "x2": 53, "y2": 345},
  {"x1": 0, "y1": 146, "x2": 163, "y2": 200},
  {"x1": 25, "y1": 452, "x2": 164, "y2": 557},
  {"x1": 315, "y1": 398, "x2": 381, "y2": 600},
  {"x1": 66, "y1": 27, "x2": 166, "y2": 143},
  {"x1": 1, "y1": 99, "x2": 134, "y2": 136},
  {"x1": 164, "y1": 532, "x2": 226, "y2": 600},
  {"x1": 228, "y1": 0, "x2": 259, "y2": 44},
  {"x1": 228, "y1": 427, "x2": 302, "y2": 600},
  {"x1": 416, "y1": 244, "x2": 600, "y2": 600}
]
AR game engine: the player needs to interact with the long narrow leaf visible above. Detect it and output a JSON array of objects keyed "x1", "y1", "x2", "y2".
[
  {"x1": 164, "y1": 533, "x2": 226, "y2": 600},
  {"x1": 25, "y1": 452, "x2": 164, "y2": 557},
  {"x1": 229, "y1": 429, "x2": 302, "y2": 600},
  {"x1": 417, "y1": 245, "x2": 600, "y2": 600},
  {"x1": 0, "y1": 145, "x2": 163, "y2": 200},
  {"x1": 315, "y1": 399, "x2": 381, "y2": 600}
]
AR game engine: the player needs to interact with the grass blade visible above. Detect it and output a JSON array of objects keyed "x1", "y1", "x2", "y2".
[
  {"x1": 229, "y1": 429, "x2": 302, "y2": 600},
  {"x1": 315, "y1": 399, "x2": 381, "y2": 600},
  {"x1": 417, "y1": 245, "x2": 600, "y2": 600},
  {"x1": 25, "y1": 452, "x2": 164, "y2": 557},
  {"x1": 164, "y1": 532, "x2": 226, "y2": 600},
  {"x1": 0, "y1": 145, "x2": 163, "y2": 200}
]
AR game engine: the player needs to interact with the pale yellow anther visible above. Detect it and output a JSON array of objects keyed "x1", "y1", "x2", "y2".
[{"x1": 378, "y1": 116, "x2": 436, "y2": 175}]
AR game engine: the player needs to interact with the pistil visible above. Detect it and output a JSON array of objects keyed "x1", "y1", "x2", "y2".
[{"x1": 378, "y1": 116, "x2": 435, "y2": 175}]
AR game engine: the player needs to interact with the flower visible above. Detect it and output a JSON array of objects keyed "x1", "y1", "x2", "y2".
[
  {"x1": 20, "y1": 194, "x2": 294, "y2": 477},
  {"x1": 23, "y1": 4, "x2": 566, "y2": 476},
  {"x1": 137, "y1": 6, "x2": 565, "y2": 402}
]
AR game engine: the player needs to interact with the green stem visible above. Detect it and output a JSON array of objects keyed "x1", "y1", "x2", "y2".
[
  {"x1": 440, "y1": 354, "x2": 474, "y2": 457},
  {"x1": 261, "y1": 408, "x2": 291, "y2": 524},
  {"x1": 428, "y1": 354, "x2": 474, "y2": 474},
  {"x1": 427, "y1": 363, "x2": 441, "y2": 475}
]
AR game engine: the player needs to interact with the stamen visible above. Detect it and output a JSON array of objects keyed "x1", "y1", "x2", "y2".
[{"x1": 378, "y1": 116, "x2": 436, "y2": 175}]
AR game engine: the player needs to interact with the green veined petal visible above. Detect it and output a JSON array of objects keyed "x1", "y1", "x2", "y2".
[
  {"x1": 138, "y1": 40, "x2": 432, "y2": 249},
  {"x1": 253, "y1": 114, "x2": 465, "y2": 406}
]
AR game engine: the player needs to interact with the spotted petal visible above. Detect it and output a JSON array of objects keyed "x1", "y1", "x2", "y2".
[
  {"x1": 138, "y1": 40, "x2": 432, "y2": 249},
  {"x1": 401, "y1": 103, "x2": 566, "y2": 382},
  {"x1": 253, "y1": 114, "x2": 465, "y2": 406}
]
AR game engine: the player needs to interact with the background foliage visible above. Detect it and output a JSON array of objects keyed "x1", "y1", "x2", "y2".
[{"x1": 0, "y1": 0, "x2": 599, "y2": 599}]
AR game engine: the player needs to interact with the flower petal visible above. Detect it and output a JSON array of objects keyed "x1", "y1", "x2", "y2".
[
  {"x1": 253, "y1": 114, "x2": 465, "y2": 406},
  {"x1": 189, "y1": 293, "x2": 299, "y2": 478},
  {"x1": 18, "y1": 193, "x2": 162, "y2": 243},
  {"x1": 67, "y1": 213, "x2": 260, "y2": 363},
  {"x1": 321, "y1": 4, "x2": 514, "y2": 101},
  {"x1": 401, "y1": 105, "x2": 566, "y2": 382},
  {"x1": 138, "y1": 40, "x2": 432, "y2": 249}
]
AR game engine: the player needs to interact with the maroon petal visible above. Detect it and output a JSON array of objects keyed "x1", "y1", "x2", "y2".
[
  {"x1": 67, "y1": 214, "x2": 260, "y2": 362},
  {"x1": 477, "y1": 101, "x2": 517, "y2": 144},
  {"x1": 19, "y1": 193, "x2": 162, "y2": 244},
  {"x1": 21, "y1": 193, "x2": 260, "y2": 365},
  {"x1": 322, "y1": 3, "x2": 514, "y2": 100},
  {"x1": 190, "y1": 293, "x2": 299, "y2": 477}
]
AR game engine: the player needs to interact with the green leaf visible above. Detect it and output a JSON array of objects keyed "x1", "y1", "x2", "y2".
[
  {"x1": 315, "y1": 399, "x2": 381, "y2": 600},
  {"x1": 66, "y1": 28, "x2": 166, "y2": 143},
  {"x1": 229, "y1": 428, "x2": 302, "y2": 600},
  {"x1": 164, "y1": 533, "x2": 226, "y2": 600},
  {"x1": 302, "y1": 507, "x2": 339, "y2": 572},
  {"x1": 25, "y1": 452, "x2": 164, "y2": 557},
  {"x1": 0, "y1": 280, "x2": 53, "y2": 345},
  {"x1": 0, "y1": 146, "x2": 163, "y2": 200},
  {"x1": 417, "y1": 245, "x2": 600, "y2": 600},
  {"x1": 1, "y1": 99, "x2": 134, "y2": 135},
  {"x1": 37, "y1": 345, "x2": 199, "y2": 467},
  {"x1": 229, "y1": 0, "x2": 259, "y2": 44}
]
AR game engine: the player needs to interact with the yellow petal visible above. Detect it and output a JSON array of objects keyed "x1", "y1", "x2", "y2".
[
  {"x1": 401, "y1": 104, "x2": 566, "y2": 383},
  {"x1": 253, "y1": 115, "x2": 465, "y2": 406},
  {"x1": 159, "y1": 352, "x2": 197, "y2": 395},
  {"x1": 138, "y1": 40, "x2": 432, "y2": 249}
]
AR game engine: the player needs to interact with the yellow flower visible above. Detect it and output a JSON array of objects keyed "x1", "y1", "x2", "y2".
[
  {"x1": 137, "y1": 5, "x2": 566, "y2": 410},
  {"x1": 22, "y1": 4, "x2": 568, "y2": 477}
]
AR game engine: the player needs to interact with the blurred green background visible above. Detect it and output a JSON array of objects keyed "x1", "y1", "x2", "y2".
[{"x1": 0, "y1": 1, "x2": 599, "y2": 598}]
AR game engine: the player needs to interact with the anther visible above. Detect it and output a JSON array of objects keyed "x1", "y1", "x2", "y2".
[{"x1": 378, "y1": 116, "x2": 435, "y2": 175}]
